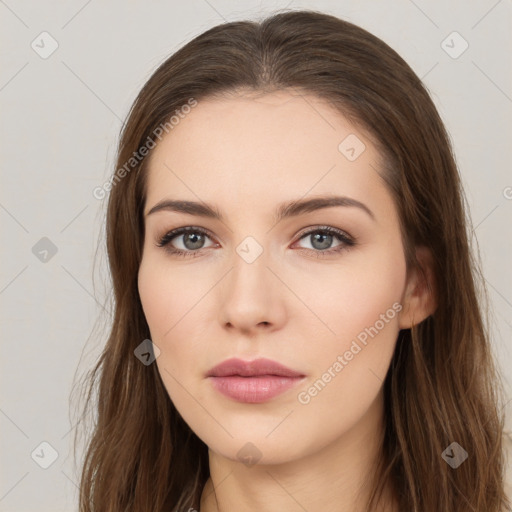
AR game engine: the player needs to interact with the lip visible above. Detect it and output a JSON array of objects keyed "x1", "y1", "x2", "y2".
[{"x1": 206, "y1": 357, "x2": 306, "y2": 403}]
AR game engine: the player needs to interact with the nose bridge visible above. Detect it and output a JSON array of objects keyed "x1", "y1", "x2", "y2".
[
  {"x1": 229, "y1": 233, "x2": 271, "y2": 300},
  {"x1": 218, "y1": 231, "x2": 285, "y2": 332}
]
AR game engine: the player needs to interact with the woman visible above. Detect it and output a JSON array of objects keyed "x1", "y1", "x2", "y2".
[{"x1": 76, "y1": 9, "x2": 512, "y2": 511}]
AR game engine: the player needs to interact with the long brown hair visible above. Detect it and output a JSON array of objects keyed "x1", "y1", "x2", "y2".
[{"x1": 74, "y1": 9, "x2": 510, "y2": 511}]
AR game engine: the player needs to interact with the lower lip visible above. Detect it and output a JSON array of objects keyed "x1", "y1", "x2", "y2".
[{"x1": 208, "y1": 375, "x2": 304, "y2": 403}]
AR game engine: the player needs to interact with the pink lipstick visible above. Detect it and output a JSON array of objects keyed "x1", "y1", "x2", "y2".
[{"x1": 206, "y1": 357, "x2": 306, "y2": 403}]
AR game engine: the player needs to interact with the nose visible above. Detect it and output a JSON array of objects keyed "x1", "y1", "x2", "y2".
[{"x1": 218, "y1": 248, "x2": 287, "y2": 336}]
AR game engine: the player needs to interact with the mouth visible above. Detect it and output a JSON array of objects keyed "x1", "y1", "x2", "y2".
[{"x1": 206, "y1": 357, "x2": 306, "y2": 403}]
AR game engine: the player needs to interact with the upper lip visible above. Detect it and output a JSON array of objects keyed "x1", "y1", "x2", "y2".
[{"x1": 206, "y1": 357, "x2": 305, "y2": 378}]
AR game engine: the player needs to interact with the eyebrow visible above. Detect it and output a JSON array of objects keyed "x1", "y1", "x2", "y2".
[{"x1": 145, "y1": 195, "x2": 375, "y2": 224}]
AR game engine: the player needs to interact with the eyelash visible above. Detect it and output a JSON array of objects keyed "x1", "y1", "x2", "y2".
[{"x1": 156, "y1": 225, "x2": 356, "y2": 259}]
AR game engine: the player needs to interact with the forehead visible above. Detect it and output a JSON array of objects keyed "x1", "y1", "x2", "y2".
[{"x1": 144, "y1": 90, "x2": 387, "y2": 218}]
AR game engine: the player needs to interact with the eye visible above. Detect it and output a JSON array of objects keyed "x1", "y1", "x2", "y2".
[
  {"x1": 156, "y1": 226, "x2": 216, "y2": 257},
  {"x1": 293, "y1": 226, "x2": 355, "y2": 257},
  {"x1": 155, "y1": 225, "x2": 356, "y2": 258}
]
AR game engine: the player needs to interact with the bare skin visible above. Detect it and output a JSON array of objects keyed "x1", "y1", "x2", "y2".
[{"x1": 137, "y1": 89, "x2": 436, "y2": 511}]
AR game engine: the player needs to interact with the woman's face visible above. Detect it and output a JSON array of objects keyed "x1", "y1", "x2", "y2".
[{"x1": 138, "y1": 90, "x2": 421, "y2": 465}]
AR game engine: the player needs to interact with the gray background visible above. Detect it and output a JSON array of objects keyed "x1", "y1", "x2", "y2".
[{"x1": 1, "y1": 0, "x2": 511, "y2": 510}]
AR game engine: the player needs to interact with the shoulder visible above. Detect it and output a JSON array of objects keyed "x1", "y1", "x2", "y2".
[{"x1": 504, "y1": 429, "x2": 512, "y2": 507}]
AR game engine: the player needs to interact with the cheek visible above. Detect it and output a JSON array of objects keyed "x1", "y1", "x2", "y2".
[
  {"x1": 295, "y1": 244, "x2": 407, "y2": 386},
  {"x1": 290, "y1": 259, "x2": 405, "y2": 441},
  {"x1": 295, "y1": 241, "x2": 406, "y2": 339},
  {"x1": 333, "y1": 257, "x2": 405, "y2": 340},
  {"x1": 138, "y1": 257, "x2": 209, "y2": 399},
  {"x1": 138, "y1": 255, "x2": 208, "y2": 339}
]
